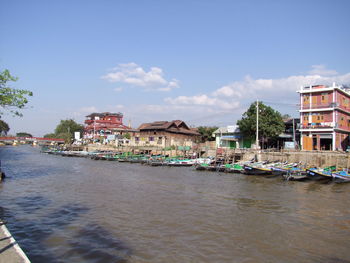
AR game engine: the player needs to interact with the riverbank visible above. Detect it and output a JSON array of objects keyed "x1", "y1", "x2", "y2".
[
  {"x1": 82, "y1": 144, "x2": 350, "y2": 168},
  {"x1": 0, "y1": 221, "x2": 30, "y2": 263}
]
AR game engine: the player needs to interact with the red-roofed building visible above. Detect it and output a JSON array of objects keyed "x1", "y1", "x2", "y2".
[{"x1": 84, "y1": 112, "x2": 131, "y2": 140}]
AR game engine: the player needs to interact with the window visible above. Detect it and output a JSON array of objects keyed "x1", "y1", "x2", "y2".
[{"x1": 149, "y1": 136, "x2": 154, "y2": 142}]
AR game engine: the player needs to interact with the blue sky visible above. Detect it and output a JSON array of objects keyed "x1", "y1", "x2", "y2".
[{"x1": 1, "y1": 0, "x2": 350, "y2": 136}]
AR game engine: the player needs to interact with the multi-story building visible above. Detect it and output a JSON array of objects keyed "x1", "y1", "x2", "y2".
[
  {"x1": 298, "y1": 83, "x2": 350, "y2": 151},
  {"x1": 84, "y1": 112, "x2": 131, "y2": 141}
]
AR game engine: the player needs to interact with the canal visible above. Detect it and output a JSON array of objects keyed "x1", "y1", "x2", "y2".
[{"x1": 0, "y1": 146, "x2": 350, "y2": 263}]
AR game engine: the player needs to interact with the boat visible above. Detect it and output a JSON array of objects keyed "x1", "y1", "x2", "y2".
[
  {"x1": 225, "y1": 163, "x2": 244, "y2": 173},
  {"x1": 195, "y1": 163, "x2": 209, "y2": 171},
  {"x1": 306, "y1": 168, "x2": 333, "y2": 181},
  {"x1": 283, "y1": 170, "x2": 309, "y2": 181},
  {"x1": 242, "y1": 164, "x2": 272, "y2": 175},
  {"x1": 332, "y1": 171, "x2": 350, "y2": 183}
]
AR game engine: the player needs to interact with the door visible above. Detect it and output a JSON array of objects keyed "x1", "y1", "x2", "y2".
[{"x1": 302, "y1": 136, "x2": 313, "y2": 151}]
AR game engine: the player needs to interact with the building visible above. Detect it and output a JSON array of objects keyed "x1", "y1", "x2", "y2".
[
  {"x1": 298, "y1": 83, "x2": 350, "y2": 151},
  {"x1": 84, "y1": 112, "x2": 131, "y2": 141},
  {"x1": 130, "y1": 120, "x2": 200, "y2": 148},
  {"x1": 277, "y1": 118, "x2": 300, "y2": 149},
  {"x1": 212, "y1": 125, "x2": 252, "y2": 149}
]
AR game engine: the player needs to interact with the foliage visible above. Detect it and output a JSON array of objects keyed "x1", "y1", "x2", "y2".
[
  {"x1": 16, "y1": 132, "x2": 33, "y2": 137},
  {"x1": 237, "y1": 102, "x2": 284, "y2": 141},
  {"x1": 45, "y1": 119, "x2": 84, "y2": 143},
  {"x1": 282, "y1": 114, "x2": 291, "y2": 120},
  {"x1": 55, "y1": 132, "x2": 73, "y2": 143},
  {"x1": 0, "y1": 120, "x2": 9, "y2": 135},
  {"x1": 197, "y1": 126, "x2": 218, "y2": 142},
  {"x1": 123, "y1": 133, "x2": 131, "y2": 139},
  {"x1": 54, "y1": 119, "x2": 84, "y2": 135},
  {"x1": 0, "y1": 69, "x2": 33, "y2": 116},
  {"x1": 43, "y1": 133, "x2": 56, "y2": 138}
]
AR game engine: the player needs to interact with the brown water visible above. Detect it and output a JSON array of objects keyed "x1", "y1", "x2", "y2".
[{"x1": 0, "y1": 146, "x2": 350, "y2": 263}]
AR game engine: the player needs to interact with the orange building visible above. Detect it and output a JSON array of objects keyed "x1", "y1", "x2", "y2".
[{"x1": 298, "y1": 83, "x2": 350, "y2": 151}]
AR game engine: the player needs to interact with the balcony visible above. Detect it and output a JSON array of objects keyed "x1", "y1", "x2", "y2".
[
  {"x1": 85, "y1": 119, "x2": 122, "y2": 125},
  {"x1": 301, "y1": 103, "x2": 337, "y2": 110},
  {"x1": 300, "y1": 122, "x2": 337, "y2": 129}
]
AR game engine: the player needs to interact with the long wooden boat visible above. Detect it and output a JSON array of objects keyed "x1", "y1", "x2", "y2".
[
  {"x1": 242, "y1": 165, "x2": 272, "y2": 175},
  {"x1": 306, "y1": 168, "x2": 333, "y2": 181},
  {"x1": 332, "y1": 171, "x2": 350, "y2": 183},
  {"x1": 283, "y1": 171, "x2": 309, "y2": 181},
  {"x1": 225, "y1": 163, "x2": 244, "y2": 173}
]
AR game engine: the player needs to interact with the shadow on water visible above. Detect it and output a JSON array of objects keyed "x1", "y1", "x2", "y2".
[
  {"x1": 65, "y1": 224, "x2": 132, "y2": 263},
  {"x1": 1, "y1": 195, "x2": 131, "y2": 263}
]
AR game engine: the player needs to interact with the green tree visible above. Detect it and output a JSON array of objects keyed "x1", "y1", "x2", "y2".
[
  {"x1": 197, "y1": 126, "x2": 218, "y2": 142},
  {"x1": 16, "y1": 132, "x2": 33, "y2": 137},
  {"x1": 0, "y1": 69, "x2": 33, "y2": 116},
  {"x1": 54, "y1": 119, "x2": 84, "y2": 143},
  {"x1": 237, "y1": 102, "x2": 284, "y2": 146},
  {"x1": 43, "y1": 133, "x2": 56, "y2": 138},
  {"x1": 123, "y1": 133, "x2": 131, "y2": 139},
  {"x1": 0, "y1": 120, "x2": 9, "y2": 135}
]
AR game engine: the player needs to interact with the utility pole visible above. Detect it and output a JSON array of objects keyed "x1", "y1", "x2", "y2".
[
  {"x1": 93, "y1": 119, "x2": 96, "y2": 142},
  {"x1": 292, "y1": 118, "x2": 296, "y2": 149},
  {"x1": 256, "y1": 99, "x2": 259, "y2": 150}
]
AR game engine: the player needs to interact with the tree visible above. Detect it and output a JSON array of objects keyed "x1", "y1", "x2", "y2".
[
  {"x1": 237, "y1": 102, "x2": 284, "y2": 147},
  {"x1": 16, "y1": 132, "x2": 33, "y2": 137},
  {"x1": 123, "y1": 133, "x2": 131, "y2": 139},
  {"x1": 46, "y1": 119, "x2": 84, "y2": 143},
  {"x1": 55, "y1": 119, "x2": 84, "y2": 135},
  {"x1": 43, "y1": 133, "x2": 56, "y2": 138},
  {"x1": 0, "y1": 69, "x2": 33, "y2": 116},
  {"x1": 197, "y1": 126, "x2": 218, "y2": 142},
  {"x1": 282, "y1": 114, "x2": 291, "y2": 120},
  {"x1": 0, "y1": 120, "x2": 9, "y2": 135}
]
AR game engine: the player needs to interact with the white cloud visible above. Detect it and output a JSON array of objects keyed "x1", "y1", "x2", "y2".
[
  {"x1": 102, "y1": 63, "x2": 179, "y2": 92},
  {"x1": 308, "y1": 64, "x2": 338, "y2": 76},
  {"x1": 96, "y1": 65, "x2": 350, "y2": 128},
  {"x1": 162, "y1": 65, "x2": 350, "y2": 124}
]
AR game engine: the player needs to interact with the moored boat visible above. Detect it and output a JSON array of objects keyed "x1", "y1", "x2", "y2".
[
  {"x1": 306, "y1": 168, "x2": 333, "y2": 181},
  {"x1": 242, "y1": 164, "x2": 272, "y2": 175},
  {"x1": 332, "y1": 171, "x2": 350, "y2": 183}
]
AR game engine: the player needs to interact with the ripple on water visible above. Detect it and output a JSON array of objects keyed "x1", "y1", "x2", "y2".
[{"x1": 0, "y1": 146, "x2": 350, "y2": 263}]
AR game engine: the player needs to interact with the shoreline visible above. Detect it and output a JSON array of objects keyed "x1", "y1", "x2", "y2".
[{"x1": 0, "y1": 221, "x2": 31, "y2": 263}]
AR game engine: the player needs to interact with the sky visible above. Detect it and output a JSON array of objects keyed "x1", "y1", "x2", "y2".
[{"x1": 1, "y1": 0, "x2": 350, "y2": 136}]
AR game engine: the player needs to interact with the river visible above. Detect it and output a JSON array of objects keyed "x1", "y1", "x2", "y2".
[{"x1": 0, "y1": 146, "x2": 350, "y2": 263}]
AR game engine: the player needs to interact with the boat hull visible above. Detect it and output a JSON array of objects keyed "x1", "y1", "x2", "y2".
[
  {"x1": 306, "y1": 169, "x2": 333, "y2": 181},
  {"x1": 243, "y1": 165, "x2": 272, "y2": 175}
]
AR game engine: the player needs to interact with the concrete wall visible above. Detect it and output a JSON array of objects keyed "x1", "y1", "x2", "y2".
[{"x1": 243, "y1": 151, "x2": 350, "y2": 168}]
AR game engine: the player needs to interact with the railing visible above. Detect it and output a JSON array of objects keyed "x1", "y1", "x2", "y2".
[
  {"x1": 300, "y1": 123, "x2": 337, "y2": 129},
  {"x1": 301, "y1": 103, "x2": 337, "y2": 110}
]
